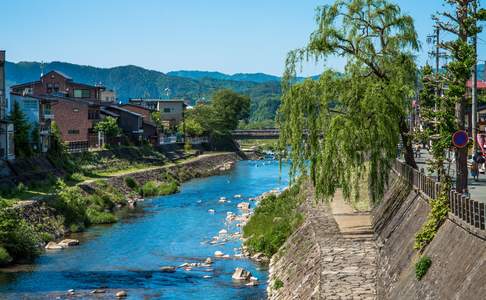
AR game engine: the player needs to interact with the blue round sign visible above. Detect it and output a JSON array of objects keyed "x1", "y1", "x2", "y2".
[{"x1": 452, "y1": 130, "x2": 468, "y2": 148}]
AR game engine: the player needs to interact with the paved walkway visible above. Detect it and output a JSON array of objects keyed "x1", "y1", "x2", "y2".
[{"x1": 412, "y1": 149, "x2": 486, "y2": 203}]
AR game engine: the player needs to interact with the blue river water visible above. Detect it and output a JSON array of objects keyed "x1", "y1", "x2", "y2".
[{"x1": 0, "y1": 159, "x2": 290, "y2": 299}]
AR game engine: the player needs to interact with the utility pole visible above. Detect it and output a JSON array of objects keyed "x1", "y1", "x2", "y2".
[{"x1": 472, "y1": 0, "x2": 478, "y2": 151}]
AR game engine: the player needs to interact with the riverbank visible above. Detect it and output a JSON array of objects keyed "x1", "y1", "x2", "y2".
[
  {"x1": 1, "y1": 152, "x2": 238, "y2": 266},
  {"x1": 0, "y1": 159, "x2": 290, "y2": 299}
]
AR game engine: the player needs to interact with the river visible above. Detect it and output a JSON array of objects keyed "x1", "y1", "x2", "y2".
[{"x1": 0, "y1": 159, "x2": 290, "y2": 299}]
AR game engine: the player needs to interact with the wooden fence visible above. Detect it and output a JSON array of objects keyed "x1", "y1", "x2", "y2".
[{"x1": 393, "y1": 160, "x2": 485, "y2": 230}]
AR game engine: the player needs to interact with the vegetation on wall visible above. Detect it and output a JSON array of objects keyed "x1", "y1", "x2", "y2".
[
  {"x1": 415, "y1": 255, "x2": 432, "y2": 280},
  {"x1": 243, "y1": 180, "x2": 305, "y2": 257}
]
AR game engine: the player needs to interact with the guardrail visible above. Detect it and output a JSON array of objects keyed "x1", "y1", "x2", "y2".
[{"x1": 393, "y1": 159, "x2": 485, "y2": 230}]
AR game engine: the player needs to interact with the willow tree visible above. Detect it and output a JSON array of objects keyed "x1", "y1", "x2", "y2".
[{"x1": 278, "y1": 0, "x2": 419, "y2": 203}]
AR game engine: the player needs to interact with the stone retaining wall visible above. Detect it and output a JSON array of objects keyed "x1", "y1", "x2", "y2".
[
  {"x1": 268, "y1": 185, "x2": 377, "y2": 300},
  {"x1": 373, "y1": 173, "x2": 486, "y2": 299}
]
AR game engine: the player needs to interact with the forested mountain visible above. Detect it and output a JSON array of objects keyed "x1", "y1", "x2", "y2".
[
  {"x1": 167, "y1": 70, "x2": 281, "y2": 83},
  {"x1": 5, "y1": 61, "x2": 282, "y2": 122}
]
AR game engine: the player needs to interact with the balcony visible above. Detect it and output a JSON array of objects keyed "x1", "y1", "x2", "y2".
[
  {"x1": 40, "y1": 127, "x2": 50, "y2": 135},
  {"x1": 42, "y1": 113, "x2": 54, "y2": 120}
]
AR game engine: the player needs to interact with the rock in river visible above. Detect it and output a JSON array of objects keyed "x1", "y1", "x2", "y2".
[
  {"x1": 58, "y1": 239, "x2": 80, "y2": 248},
  {"x1": 232, "y1": 267, "x2": 251, "y2": 281},
  {"x1": 45, "y1": 242, "x2": 63, "y2": 250},
  {"x1": 160, "y1": 266, "x2": 176, "y2": 273},
  {"x1": 214, "y1": 251, "x2": 224, "y2": 257},
  {"x1": 116, "y1": 290, "x2": 127, "y2": 298}
]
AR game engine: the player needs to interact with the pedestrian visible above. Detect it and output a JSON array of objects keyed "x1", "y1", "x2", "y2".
[
  {"x1": 471, "y1": 160, "x2": 479, "y2": 181},
  {"x1": 414, "y1": 143, "x2": 421, "y2": 158}
]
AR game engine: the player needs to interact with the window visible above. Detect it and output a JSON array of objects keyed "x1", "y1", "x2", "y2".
[
  {"x1": 163, "y1": 108, "x2": 172, "y2": 113},
  {"x1": 68, "y1": 129, "x2": 80, "y2": 135},
  {"x1": 88, "y1": 109, "x2": 99, "y2": 120},
  {"x1": 74, "y1": 89, "x2": 90, "y2": 98},
  {"x1": 24, "y1": 100, "x2": 38, "y2": 109},
  {"x1": 73, "y1": 108, "x2": 79, "y2": 112}
]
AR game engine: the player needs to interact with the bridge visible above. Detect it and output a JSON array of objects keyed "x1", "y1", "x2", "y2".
[{"x1": 231, "y1": 129, "x2": 280, "y2": 139}]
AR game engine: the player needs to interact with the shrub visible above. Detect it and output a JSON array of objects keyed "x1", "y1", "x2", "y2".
[
  {"x1": 0, "y1": 246, "x2": 12, "y2": 266},
  {"x1": 124, "y1": 177, "x2": 139, "y2": 190},
  {"x1": 39, "y1": 232, "x2": 55, "y2": 243},
  {"x1": 140, "y1": 181, "x2": 159, "y2": 197},
  {"x1": 415, "y1": 255, "x2": 432, "y2": 280},
  {"x1": 273, "y1": 279, "x2": 284, "y2": 290},
  {"x1": 86, "y1": 208, "x2": 117, "y2": 224},
  {"x1": 157, "y1": 180, "x2": 179, "y2": 195},
  {"x1": 52, "y1": 179, "x2": 87, "y2": 228},
  {"x1": 415, "y1": 192, "x2": 449, "y2": 251},
  {"x1": 0, "y1": 207, "x2": 41, "y2": 262},
  {"x1": 140, "y1": 180, "x2": 179, "y2": 197}
]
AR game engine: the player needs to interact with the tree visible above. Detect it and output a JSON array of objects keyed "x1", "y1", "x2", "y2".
[
  {"x1": 211, "y1": 89, "x2": 250, "y2": 133},
  {"x1": 433, "y1": 0, "x2": 486, "y2": 192},
  {"x1": 49, "y1": 121, "x2": 66, "y2": 156},
  {"x1": 279, "y1": 0, "x2": 419, "y2": 203},
  {"x1": 10, "y1": 101, "x2": 32, "y2": 158},
  {"x1": 94, "y1": 117, "x2": 121, "y2": 140},
  {"x1": 178, "y1": 118, "x2": 204, "y2": 137},
  {"x1": 150, "y1": 111, "x2": 164, "y2": 131},
  {"x1": 31, "y1": 123, "x2": 40, "y2": 153}
]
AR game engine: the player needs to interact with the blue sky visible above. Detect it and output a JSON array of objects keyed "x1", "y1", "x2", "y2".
[{"x1": 1, "y1": 0, "x2": 485, "y2": 76}]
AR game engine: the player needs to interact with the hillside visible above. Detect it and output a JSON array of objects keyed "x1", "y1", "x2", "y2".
[
  {"x1": 5, "y1": 61, "x2": 282, "y2": 122},
  {"x1": 167, "y1": 70, "x2": 281, "y2": 83}
]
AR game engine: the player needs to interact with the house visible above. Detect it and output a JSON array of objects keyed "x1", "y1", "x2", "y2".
[
  {"x1": 103, "y1": 106, "x2": 144, "y2": 143},
  {"x1": 0, "y1": 50, "x2": 14, "y2": 160},
  {"x1": 100, "y1": 89, "x2": 117, "y2": 104},
  {"x1": 10, "y1": 71, "x2": 104, "y2": 151},
  {"x1": 9, "y1": 93, "x2": 55, "y2": 153},
  {"x1": 121, "y1": 104, "x2": 160, "y2": 144},
  {"x1": 128, "y1": 98, "x2": 186, "y2": 129}
]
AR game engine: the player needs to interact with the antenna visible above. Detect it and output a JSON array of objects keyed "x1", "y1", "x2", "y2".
[{"x1": 40, "y1": 61, "x2": 45, "y2": 77}]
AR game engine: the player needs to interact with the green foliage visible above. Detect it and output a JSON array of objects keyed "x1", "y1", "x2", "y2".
[
  {"x1": 53, "y1": 180, "x2": 87, "y2": 228},
  {"x1": 11, "y1": 101, "x2": 33, "y2": 158},
  {"x1": 415, "y1": 255, "x2": 432, "y2": 280},
  {"x1": 0, "y1": 246, "x2": 12, "y2": 266},
  {"x1": 415, "y1": 191, "x2": 450, "y2": 251},
  {"x1": 31, "y1": 122, "x2": 41, "y2": 153},
  {"x1": 273, "y1": 279, "x2": 284, "y2": 290},
  {"x1": 179, "y1": 118, "x2": 205, "y2": 137},
  {"x1": 94, "y1": 116, "x2": 121, "y2": 139},
  {"x1": 238, "y1": 119, "x2": 275, "y2": 129},
  {"x1": 39, "y1": 232, "x2": 54, "y2": 243},
  {"x1": 183, "y1": 89, "x2": 251, "y2": 148},
  {"x1": 243, "y1": 182, "x2": 304, "y2": 257},
  {"x1": 0, "y1": 203, "x2": 41, "y2": 262},
  {"x1": 124, "y1": 176, "x2": 139, "y2": 190},
  {"x1": 279, "y1": 0, "x2": 419, "y2": 203},
  {"x1": 86, "y1": 208, "x2": 117, "y2": 225},
  {"x1": 140, "y1": 180, "x2": 179, "y2": 197},
  {"x1": 150, "y1": 111, "x2": 164, "y2": 129}
]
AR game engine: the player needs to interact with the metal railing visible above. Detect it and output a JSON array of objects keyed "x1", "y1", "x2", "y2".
[{"x1": 393, "y1": 159, "x2": 486, "y2": 230}]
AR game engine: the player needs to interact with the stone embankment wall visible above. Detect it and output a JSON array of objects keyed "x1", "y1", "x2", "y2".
[
  {"x1": 14, "y1": 153, "x2": 239, "y2": 239},
  {"x1": 81, "y1": 152, "x2": 238, "y2": 195},
  {"x1": 267, "y1": 185, "x2": 377, "y2": 300},
  {"x1": 373, "y1": 173, "x2": 486, "y2": 300}
]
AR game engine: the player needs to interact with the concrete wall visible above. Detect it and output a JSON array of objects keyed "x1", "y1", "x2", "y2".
[{"x1": 373, "y1": 173, "x2": 486, "y2": 300}]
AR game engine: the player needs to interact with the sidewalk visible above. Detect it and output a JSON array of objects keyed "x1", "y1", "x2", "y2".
[{"x1": 410, "y1": 149, "x2": 486, "y2": 203}]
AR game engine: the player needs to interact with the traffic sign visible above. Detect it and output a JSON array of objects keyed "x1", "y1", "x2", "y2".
[{"x1": 452, "y1": 130, "x2": 469, "y2": 148}]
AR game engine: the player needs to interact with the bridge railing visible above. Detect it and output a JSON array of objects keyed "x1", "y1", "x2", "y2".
[{"x1": 393, "y1": 159, "x2": 486, "y2": 230}]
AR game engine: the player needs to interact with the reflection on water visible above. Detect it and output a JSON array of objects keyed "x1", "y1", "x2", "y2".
[{"x1": 0, "y1": 160, "x2": 289, "y2": 299}]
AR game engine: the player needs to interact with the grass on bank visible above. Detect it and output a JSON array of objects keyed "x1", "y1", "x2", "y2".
[{"x1": 243, "y1": 180, "x2": 305, "y2": 257}]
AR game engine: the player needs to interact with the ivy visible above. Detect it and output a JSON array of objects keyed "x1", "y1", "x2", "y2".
[{"x1": 414, "y1": 189, "x2": 450, "y2": 251}]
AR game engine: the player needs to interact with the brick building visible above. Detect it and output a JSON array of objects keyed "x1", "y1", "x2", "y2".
[{"x1": 10, "y1": 70, "x2": 104, "y2": 151}]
